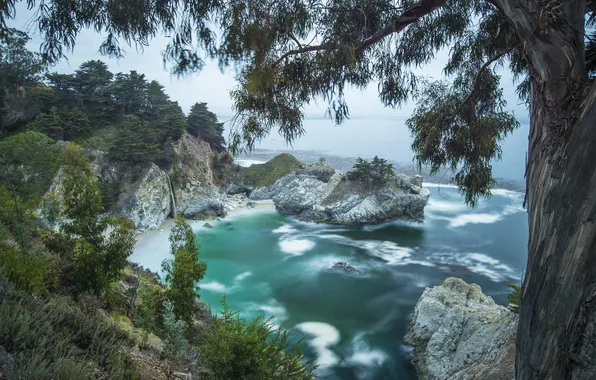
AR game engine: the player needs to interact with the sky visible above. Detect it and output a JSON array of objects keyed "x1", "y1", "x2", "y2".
[{"x1": 8, "y1": 6, "x2": 530, "y2": 181}]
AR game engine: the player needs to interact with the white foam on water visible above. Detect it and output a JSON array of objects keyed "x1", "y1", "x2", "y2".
[
  {"x1": 422, "y1": 182, "x2": 460, "y2": 189},
  {"x1": 295, "y1": 322, "x2": 341, "y2": 367},
  {"x1": 319, "y1": 234, "x2": 412, "y2": 265},
  {"x1": 236, "y1": 159, "x2": 265, "y2": 167},
  {"x1": 491, "y1": 188, "x2": 524, "y2": 199},
  {"x1": 467, "y1": 253, "x2": 499, "y2": 265},
  {"x1": 258, "y1": 299, "x2": 288, "y2": 321},
  {"x1": 279, "y1": 238, "x2": 315, "y2": 255},
  {"x1": 234, "y1": 271, "x2": 252, "y2": 281},
  {"x1": 347, "y1": 334, "x2": 388, "y2": 367},
  {"x1": 272, "y1": 224, "x2": 297, "y2": 234},
  {"x1": 305, "y1": 255, "x2": 349, "y2": 272},
  {"x1": 200, "y1": 281, "x2": 227, "y2": 292},
  {"x1": 426, "y1": 198, "x2": 468, "y2": 213},
  {"x1": 449, "y1": 213, "x2": 503, "y2": 227}
]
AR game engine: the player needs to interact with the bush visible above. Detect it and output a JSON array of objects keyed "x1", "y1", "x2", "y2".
[
  {"x1": 345, "y1": 156, "x2": 395, "y2": 189},
  {"x1": 0, "y1": 290, "x2": 139, "y2": 379},
  {"x1": 0, "y1": 245, "x2": 56, "y2": 294},
  {"x1": 197, "y1": 297, "x2": 316, "y2": 380},
  {"x1": 135, "y1": 272, "x2": 165, "y2": 336}
]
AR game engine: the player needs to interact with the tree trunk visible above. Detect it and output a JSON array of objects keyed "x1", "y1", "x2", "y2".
[{"x1": 494, "y1": 0, "x2": 596, "y2": 378}]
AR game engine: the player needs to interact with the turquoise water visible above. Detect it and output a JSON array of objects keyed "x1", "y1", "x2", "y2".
[{"x1": 193, "y1": 185, "x2": 528, "y2": 379}]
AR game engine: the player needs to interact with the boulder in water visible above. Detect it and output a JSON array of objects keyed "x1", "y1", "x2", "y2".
[
  {"x1": 203, "y1": 222, "x2": 213, "y2": 228},
  {"x1": 404, "y1": 277, "x2": 517, "y2": 380},
  {"x1": 331, "y1": 262, "x2": 361, "y2": 273}
]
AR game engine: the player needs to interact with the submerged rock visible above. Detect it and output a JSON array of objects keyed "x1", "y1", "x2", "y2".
[
  {"x1": 331, "y1": 262, "x2": 361, "y2": 273},
  {"x1": 250, "y1": 169, "x2": 429, "y2": 225},
  {"x1": 203, "y1": 222, "x2": 212, "y2": 228},
  {"x1": 404, "y1": 277, "x2": 517, "y2": 380}
]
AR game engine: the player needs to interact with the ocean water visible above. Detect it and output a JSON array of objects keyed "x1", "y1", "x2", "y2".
[{"x1": 193, "y1": 185, "x2": 528, "y2": 379}]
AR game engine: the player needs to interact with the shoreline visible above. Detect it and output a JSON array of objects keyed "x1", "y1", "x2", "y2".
[{"x1": 129, "y1": 200, "x2": 276, "y2": 273}]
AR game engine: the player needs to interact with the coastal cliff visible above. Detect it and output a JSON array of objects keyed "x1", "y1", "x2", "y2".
[{"x1": 405, "y1": 278, "x2": 517, "y2": 380}]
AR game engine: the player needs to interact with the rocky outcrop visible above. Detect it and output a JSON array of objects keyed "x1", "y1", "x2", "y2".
[
  {"x1": 182, "y1": 196, "x2": 225, "y2": 219},
  {"x1": 250, "y1": 168, "x2": 429, "y2": 225},
  {"x1": 404, "y1": 277, "x2": 517, "y2": 380},
  {"x1": 295, "y1": 161, "x2": 335, "y2": 183},
  {"x1": 117, "y1": 163, "x2": 172, "y2": 231}
]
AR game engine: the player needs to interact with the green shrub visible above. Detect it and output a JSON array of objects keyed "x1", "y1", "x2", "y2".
[
  {"x1": 507, "y1": 284, "x2": 522, "y2": 314},
  {"x1": 0, "y1": 290, "x2": 139, "y2": 379},
  {"x1": 162, "y1": 301, "x2": 190, "y2": 362},
  {"x1": 345, "y1": 156, "x2": 395, "y2": 190},
  {"x1": 197, "y1": 297, "x2": 316, "y2": 380},
  {"x1": 0, "y1": 245, "x2": 56, "y2": 294},
  {"x1": 245, "y1": 153, "x2": 303, "y2": 187},
  {"x1": 135, "y1": 273, "x2": 165, "y2": 336}
]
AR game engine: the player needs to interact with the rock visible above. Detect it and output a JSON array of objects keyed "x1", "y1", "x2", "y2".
[
  {"x1": 183, "y1": 197, "x2": 225, "y2": 219},
  {"x1": 250, "y1": 171, "x2": 430, "y2": 225},
  {"x1": 0, "y1": 345, "x2": 14, "y2": 380},
  {"x1": 244, "y1": 153, "x2": 303, "y2": 187},
  {"x1": 117, "y1": 163, "x2": 172, "y2": 231},
  {"x1": 331, "y1": 262, "x2": 361, "y2": 273},
  {"x1": 295, "y1": 161, "x2": 336, "y2": 182},
  {"x1": 404, "y1": 277, "x2": 517, "y2": 380},
  {"x1": 226, "y1": 183, "x2": 253, "y2": 195},
  {"x1": 203, "y1": 222, "x2": 212, "y2": 228},
  {"x1": 246, "y1": 201, "x2": 256, "y2": 208}
]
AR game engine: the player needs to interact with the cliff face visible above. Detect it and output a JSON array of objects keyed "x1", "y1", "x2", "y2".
[
  {"x1": 46, "y1": 133, "x2": 226, "y2": 231},
  {"x1": 404, "y1": 277, "x2": 517, "y2": 380}
]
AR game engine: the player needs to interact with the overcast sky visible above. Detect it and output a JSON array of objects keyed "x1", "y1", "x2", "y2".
[{"x1": 8, "y1": 8, "x2": 530, "y2": 180}]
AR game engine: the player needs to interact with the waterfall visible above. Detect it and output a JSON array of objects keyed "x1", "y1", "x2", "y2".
[{"x1": 166, "y1": 173, "x2": 177, "y2": 217}]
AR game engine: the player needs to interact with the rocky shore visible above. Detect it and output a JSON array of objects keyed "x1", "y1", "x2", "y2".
[{"x1": 404, "y1": 278, "x2": 517, "y2": 380}]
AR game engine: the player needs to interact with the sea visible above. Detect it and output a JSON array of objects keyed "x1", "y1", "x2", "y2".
[{"x1": 132, "y1": 116, "x2": 529, "y2": 379}]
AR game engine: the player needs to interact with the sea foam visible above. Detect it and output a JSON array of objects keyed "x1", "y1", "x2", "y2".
[
  {"x1": 295, "y1": 322, "x2": 341, "y2": 367},
  {"x1": 279, "y1": 238, "x2": 315, "y2": 255},
  {"x1": 200, "y1": 281, "x2": 227, "y2": 292}
]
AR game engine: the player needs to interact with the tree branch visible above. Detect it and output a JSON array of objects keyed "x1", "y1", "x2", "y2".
[
  {"x1": 271, "y1": 0, "x2": 446, "y2": 67},
  {"x1": 448, "y1": 43, "x2": 521, "y2": 120}
]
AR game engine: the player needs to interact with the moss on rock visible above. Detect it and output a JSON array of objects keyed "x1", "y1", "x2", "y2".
[{"x1": 245, "y1": 153, "x2": 303, "y2": 187}]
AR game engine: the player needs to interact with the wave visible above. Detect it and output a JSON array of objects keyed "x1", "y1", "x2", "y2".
[
  {"x1": 234, "y1": 271, "x2": 252, "y2": 281},
  {"x1": 347, "y1": 333, "x2": 388, "y2": 367},
  {"x1": 319, "y1": 234, "x2": 412, "y2": 264},
  {"x1": 200, "y1": 281, "x2": 227, "y2": 292},
  {"x1": 272, "y1": 224, "x2": 297, "y2": 234},
  {"x1": 236, "y1": 159, "x2": 265, "y2": 167},
  {"x1": 279, "y1": 238, "x2": 316, "y2": 255},
  {"x1": 449, "y1": 203, "x2": 525, "y2": 228},
  {"x1": 295, "y1": 322, "x2": 341, "y2": 367}
]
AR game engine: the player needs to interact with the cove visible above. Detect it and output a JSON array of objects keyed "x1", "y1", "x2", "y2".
[{"x1": 131, "y1": 185, "x2": 528, "y2": 379}]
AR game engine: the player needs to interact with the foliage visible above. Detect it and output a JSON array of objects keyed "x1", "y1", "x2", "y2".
[
  {"x1": 0, "y1": 243, "x2": 56, "y2": 294},
  {"x1": 507, "y1": 284, "x2": 521, "y2": 314},
  {"x1": 197, "y1": 297, "x2": 316, "y2": 380},
  {"x1": 0, "y1": 28, "x2": 47, "y2": 134},
  {"x1": 162, "y1": 301, "x2": 190, "y2": 362},
  {"x1": 0, "y1": 289, "x2": 139, "y2": 379},
  {"x1": 345, "y1": 156, "x2": 395, "y2": 190},
  {"x1": 109, "y1": 115, "x2": 162, "y2": 163},
  {"x1": 27, "y1": 106, "x2": 91, "y2": 141},
  {"x1": 44, "y1": 143, "x2": 136, "y2": 295},
  {"x1": 245, "y1": 153, "x2": 303, "y2": 187},
  {"x1": 187, "y1": 102, "x2": 225, "y2": 151},
  {"x1": 135, "y1": 272, "x2": 165, "y2": 336},
  {"x1": 161, "y1": 216, "x2": 207, "y2": 324},
  {"x1": 0, "y1": 131, "x2": 63, "y2": 202}
]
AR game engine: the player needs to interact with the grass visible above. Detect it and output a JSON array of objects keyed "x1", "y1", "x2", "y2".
[{"x1": 244, "y1": 153, "x2": 303, "y2": 187}]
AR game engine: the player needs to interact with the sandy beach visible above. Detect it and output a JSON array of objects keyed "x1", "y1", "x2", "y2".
[{"x1": 129, "y1": 200, "x2": 276, "y2": 273}]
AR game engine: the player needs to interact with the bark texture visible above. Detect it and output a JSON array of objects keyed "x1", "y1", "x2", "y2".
[{"x1": 494, "y1": 0, "x2": 596, "y2": 378}]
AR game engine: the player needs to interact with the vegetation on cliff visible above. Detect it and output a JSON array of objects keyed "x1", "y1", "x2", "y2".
[{"x1": 245, "y1": 153, "x2": 304, "y2": 187}]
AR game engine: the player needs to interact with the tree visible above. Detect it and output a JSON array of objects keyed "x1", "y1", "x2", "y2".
[
  {"x1": 27, "y1": 106, "x2": 91, "y2": 141},
  {"x1": 197, "y1": 297, "x2": 316, "y2": 380},
  {"x1": 187, "y1": 102, "x2": 225, "y2": 151},
  {"x1": 345, "y1": 156, "x2": 395, "y2": 189},
  {"x1": 44, "y1": 143, "x2": 136, "y2": 295},
  {"x1": 161, "y1": 216, "x2": 206, "y2": 324},
  {"x1": 109, "y1": 114, "x2": 162, "y2": 163},
  {"x1": 6, "y1": 1, "x2": 596, "y2": 378}
]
